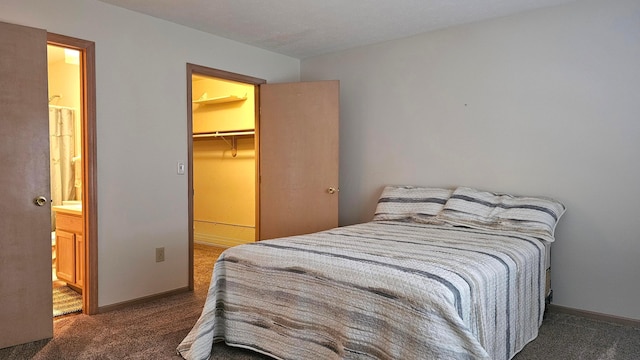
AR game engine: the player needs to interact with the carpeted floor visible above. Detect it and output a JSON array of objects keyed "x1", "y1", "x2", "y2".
[
  {"x1": 513, "y1": 311, "x2": 640, "y2": 360},
  {"x1": 1, "y1": 243, "x2": 638, "y2": 359}
]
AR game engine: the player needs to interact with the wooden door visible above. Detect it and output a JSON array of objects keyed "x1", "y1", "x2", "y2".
[
  {"x1": 259, "y1": 81, "x2": 340, "y2": 240},
  {"x1": 0, "y1": 21, "x2": 53, "y2": 348}
]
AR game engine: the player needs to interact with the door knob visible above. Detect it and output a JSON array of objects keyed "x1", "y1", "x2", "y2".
[
  {"x1": 34, "y1": 196, "x2": 48, "y2": 207},
  {"x1": 327, "y1": 187, "x2": 339, "y2": 194}
]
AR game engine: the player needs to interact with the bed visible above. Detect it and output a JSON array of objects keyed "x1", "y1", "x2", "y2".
[{"x1": 178, "y1": 186, "x2": 565, "y2": 360}]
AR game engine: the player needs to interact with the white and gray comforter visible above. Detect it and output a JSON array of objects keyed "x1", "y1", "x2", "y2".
[{"x1": 177, "y1": 221, "x2": 546, "y2": 360}]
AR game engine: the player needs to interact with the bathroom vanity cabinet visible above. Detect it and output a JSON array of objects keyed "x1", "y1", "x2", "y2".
[{"x1": 53, "y1": 207, "x2": 84, "y2": 292}]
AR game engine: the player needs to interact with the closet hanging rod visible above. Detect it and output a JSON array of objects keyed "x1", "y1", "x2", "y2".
[{"x1": 193, "y1": 130, "x2": 255, "y2": 138}]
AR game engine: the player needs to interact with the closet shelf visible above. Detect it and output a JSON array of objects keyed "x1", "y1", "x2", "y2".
[
  {"x1": 193, "y1": 130, "x2": 255, "y2": 138},
  {"x1": 192, "y1": 94, "x2": 247, "y2": 105}
]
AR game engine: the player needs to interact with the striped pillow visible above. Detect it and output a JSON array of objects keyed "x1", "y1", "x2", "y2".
[
  {"x1": 373, "y1": 185, "x2": 454, "y2": 223},
  {"x1": 437, "y1": 187, "x2": 566, "y2": 242}
]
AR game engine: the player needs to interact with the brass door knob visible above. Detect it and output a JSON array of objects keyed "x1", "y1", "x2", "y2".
[{"x1": 327, "y1": 187, "x2": 339, "y2": 194}]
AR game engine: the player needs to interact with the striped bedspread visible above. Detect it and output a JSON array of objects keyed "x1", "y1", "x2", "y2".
[{"x1": 177, "y1": 221, "x2": 546, "y2": 360}]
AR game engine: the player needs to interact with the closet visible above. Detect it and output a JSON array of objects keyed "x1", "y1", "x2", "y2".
[
  {"x1": 192, "y1": 75, "x2": 256, "y2": 247},
  {"x1": 188, "y1": 64, "x2": 340, "y2": 262}
]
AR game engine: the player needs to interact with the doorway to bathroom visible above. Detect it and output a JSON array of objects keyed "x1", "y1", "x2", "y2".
[
  {"x1": 0, "y1": 22, "x2": 97, "y2": 349},
  {"x1": 46, "y1": 33, "x2": 98, "y2": 317},
  {"x1": 47, "y1": 43, "x2": 84, "y2": 317},
  {"x1": 0, "y1": 21, "x2": 52, "y2": 348}
]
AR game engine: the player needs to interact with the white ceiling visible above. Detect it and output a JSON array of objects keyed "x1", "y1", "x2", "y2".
[{"x1": 98, "y1": 0, "x2": 577, "y2": 59}]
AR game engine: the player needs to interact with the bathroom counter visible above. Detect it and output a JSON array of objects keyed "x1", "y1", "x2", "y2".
[{"x1": 52, "y1": 204, "x2": 82, "y2": 216}]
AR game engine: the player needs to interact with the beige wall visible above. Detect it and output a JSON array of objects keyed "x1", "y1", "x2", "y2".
[
  {"x1": 192, "y1": 77, "x2": 256, "y2": 133},
  {"x1": 193, "y1": 137, "x2": 255, "y2": 247},
  {"x1": 47, "y1": 51, "x2": 80, "y2": 110},
  {"x1": 48, "y1": 48, "x2": 81, "y2": 157},
  {"x1": 302, "y1": 0, "x2": 640, "y2": 320}
]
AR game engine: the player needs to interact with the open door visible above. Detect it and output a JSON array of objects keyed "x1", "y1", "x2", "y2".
[
  {"x1": 0, "y1": 21, "x2": 53, "y2": 348},
  {"x1": 258, "y1": 80, "x2": 340, "y2": 240}
]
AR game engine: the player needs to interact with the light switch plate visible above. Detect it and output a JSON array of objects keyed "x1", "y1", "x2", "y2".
[{"x1": 177, "y1": 161, "x2": 185, "y2": 175}]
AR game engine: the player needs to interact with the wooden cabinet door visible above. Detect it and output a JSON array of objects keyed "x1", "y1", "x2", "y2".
[
  {"x1": 0, "y1": 21, "x2": 53, "y2": 348},
  {"x1": 56, "y1": 230, "x2": 76, "y2": 283},
  {"x1": 259, "y1": 81, "x2": 339, "y2": 240}
]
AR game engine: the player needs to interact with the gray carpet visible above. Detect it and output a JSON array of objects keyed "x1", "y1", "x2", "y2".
[
  {"x1": 1, "y1": 243, "x2": 638, "y2": 359},
  {"x1": 513, "y1": 311, "x2": 640, "y2": 360}
]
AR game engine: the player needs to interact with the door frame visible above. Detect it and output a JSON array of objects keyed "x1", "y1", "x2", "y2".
[
  {"x1": 47, "y1": 33, "x2": 98, "y2": 315},
  {"x1": 186, "y1": 64, "x2": 265, "y2": 290}
]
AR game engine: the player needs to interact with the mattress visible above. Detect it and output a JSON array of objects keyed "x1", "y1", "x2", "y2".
[{"x1": 178, "y1": 220, "x2": 547, "y2": 360}]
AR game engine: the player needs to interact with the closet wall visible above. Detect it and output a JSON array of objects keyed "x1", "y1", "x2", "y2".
[{"x1": 192, "y1": 76, "x2": 256, "y2": 247}]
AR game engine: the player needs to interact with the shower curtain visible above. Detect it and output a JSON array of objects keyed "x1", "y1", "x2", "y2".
[{"x1": 49, "y1": 106, "x2": 76, "y2": 229}]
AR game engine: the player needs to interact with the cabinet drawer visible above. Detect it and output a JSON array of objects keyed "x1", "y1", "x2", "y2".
[{"x1": 56, "y1": 213, "x2": 83, "y2": 233}]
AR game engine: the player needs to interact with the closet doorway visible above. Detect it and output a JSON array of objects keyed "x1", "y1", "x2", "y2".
[
  {"x1": 186, "y1": 64, "x2": 340, "y2": 290},
  {"x1": 191, "y1": 74, "x2": 258, "y2": 248},
  {"x1": 187, "y1": 66, "x2": 264, "y2": 289}
]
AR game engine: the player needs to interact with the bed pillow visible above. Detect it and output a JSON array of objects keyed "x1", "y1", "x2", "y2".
[
  {"x1": 436, "y1": 186, "x2": 566, "y2": 242},
  {"x1": 373, "y1": 185, "x2": 454, "y2": 223}
]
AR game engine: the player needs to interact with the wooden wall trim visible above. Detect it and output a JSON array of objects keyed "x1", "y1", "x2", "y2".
[
  {"x1": 187, "y1": 64, "x2": 267, "y2": 85},
  {"x1": 97, "y1": 287, "x2": 189, "y2": 314}
]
